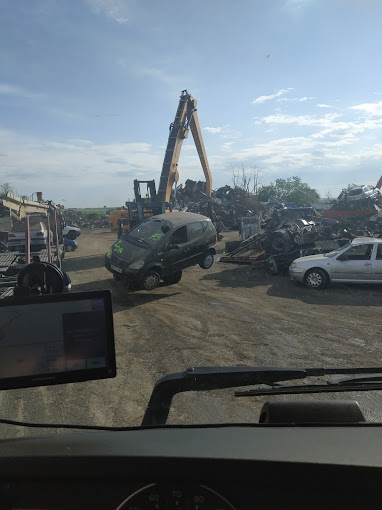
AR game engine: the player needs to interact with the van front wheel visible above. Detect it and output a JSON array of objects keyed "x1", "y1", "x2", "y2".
[{"x1": 141, "y1": 270, "x2": 161, "y2": 291}]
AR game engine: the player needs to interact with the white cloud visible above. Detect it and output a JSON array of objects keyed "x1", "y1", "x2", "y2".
[
  {"x1": 221, "y1": 142, "x2": 234, "y2": 152},
  {"x1": 349, "y1": 101, "x2": 382, "y2": 116},
  {"x1": 0, "y1": 83, "x2": 41, "y2": 98},
  {"x1": 252, "y1": 88, "x2": 293, "y2": 104},
  {"x1": 277, "y1": 96, "x2": 313, "y2": 103},
  {"x1": 85, "y1": 0, "x2": 129, "y2": 23},
  {"x1": 0, "y1": 130, "x2": 159, "y2": 207},
  {"x1": 317, "y1": 104, "x2": 332, "y2": 108},
  {"x1": 204, "y1": 126, "x2": 223, "y2": 134},
  {"x1": 255, "y1": 112, "x2": 342, "y2": 128}
]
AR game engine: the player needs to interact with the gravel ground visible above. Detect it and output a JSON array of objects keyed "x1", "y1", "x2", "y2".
[{"x1": 1, "y1": 228, "x2": 382, "y2": 437}]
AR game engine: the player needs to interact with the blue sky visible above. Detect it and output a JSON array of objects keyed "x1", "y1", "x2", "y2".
[{"x1": 1, "y1": 0, "x2": 382, "y2": 207}]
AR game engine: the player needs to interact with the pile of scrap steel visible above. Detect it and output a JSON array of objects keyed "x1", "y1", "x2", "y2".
[
  {"x1": 220, "y1": 206, "x2": 352, "y2": 274},
  {"x1": 321, "y1": 182, "x2": 382, "y2": 230},
  {"x1": 62, "y1": 209, "x2": 109, "y2": 229},
  {"x1": 175, "y1": 179, "x2": 262, "y2": 232}
]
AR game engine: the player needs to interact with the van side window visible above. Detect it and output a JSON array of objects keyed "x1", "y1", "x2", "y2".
[
  {"x1": 171, "y1": 226, "x2": 187, "y2": 245},
  {"x1": 376, "y1": 245, "x2": 382, "y2": 260},
  {"x1": 187, "y1": 222, "x2": 204, "y2": 241}
]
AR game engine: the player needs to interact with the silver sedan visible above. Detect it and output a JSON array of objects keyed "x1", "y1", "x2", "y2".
[{"x1": 289, "y1": 237, "x2": 382, "y2": 289}]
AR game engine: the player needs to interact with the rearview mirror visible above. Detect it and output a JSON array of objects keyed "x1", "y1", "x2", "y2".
[{"x1": 170, "y1": 244, "x2": 180, "y2": 250}]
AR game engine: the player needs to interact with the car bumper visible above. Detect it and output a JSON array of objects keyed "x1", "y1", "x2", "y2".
[
  {"x1": 8, "y1": 239, "x2": 47, "y2": 248},
  {"x1": 289, "y1": 267, "x2": 305, "y2": 283},
  {"x1": 105, "y1": 261, "x2": 143, "y2": 281}
]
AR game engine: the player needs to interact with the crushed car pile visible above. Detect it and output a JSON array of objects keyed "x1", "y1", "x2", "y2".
[
  {"x1": 220, "y1": 206, "x2": 355, "y2": 274},
  {"x1": 175, "y1": 179, "x2": 263, "y2": 232},
  {"x1": 62, "y1": 209, "x2": 109, "y2": 229}
]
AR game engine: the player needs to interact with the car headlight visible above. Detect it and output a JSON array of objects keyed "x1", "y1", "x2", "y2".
[
  {"x1": 129, "y1": 260, "x2": 145, "y2": 270},
  {"x1": 290, "y1": 262, "x2": 296, "y2": 268}
]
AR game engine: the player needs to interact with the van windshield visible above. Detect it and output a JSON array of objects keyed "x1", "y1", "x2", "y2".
[{"x1": 123, "y1": 219, "x2": 169, "y2": 248}]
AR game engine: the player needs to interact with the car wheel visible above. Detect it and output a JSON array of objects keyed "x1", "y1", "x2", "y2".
[
  {"x1": 269, "y1": 232, "x2": 292, "y2": 253},
  {"x1": 113, "y1": 273, "x2": 122, "y2": 281},
  {"x1": 163, "y1": 270, "x2": 182, "y2": 285},
  {"x1": 65, "y1": 245, "x2": 74, "y2": 252},
  {"x1": 199, "y1": 252, "x2": 214, "y2": 269},
  {"x1": 141, "y1": 270, "x2": 161, "y2": 291},
  {"x1": 304, "y1": 268, "x2": 328, "y2": 289}
]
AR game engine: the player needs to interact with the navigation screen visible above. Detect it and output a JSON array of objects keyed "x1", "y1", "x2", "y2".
[{"x1": 0, "y1": 291, "x2": 116, "y2": 389}]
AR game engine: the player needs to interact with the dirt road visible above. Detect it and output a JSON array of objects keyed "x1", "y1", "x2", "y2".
[{"x1": 2, "y1": 228, "x2": 382, "y2": 436}]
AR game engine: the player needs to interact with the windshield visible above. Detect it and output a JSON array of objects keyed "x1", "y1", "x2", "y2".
[
  {"x1": 123, "y1": 218, "x2": 169, "y2": 248},
  {"x1": 1, "y1": 0, "x2": 382, "y2": 438},
  {"x1": 325, "y1": 243, "x2": 351, "y2": 258},
  {"x1": 348, "y1": 188, "x2": 363, "y2": 196}
]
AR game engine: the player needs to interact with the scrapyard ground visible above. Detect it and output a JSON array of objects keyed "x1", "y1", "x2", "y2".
[{"x1": 2, "y1": 228, "x2": 382, "y2": 437}]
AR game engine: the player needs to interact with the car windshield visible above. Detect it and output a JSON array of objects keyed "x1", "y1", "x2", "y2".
[
  {"x1": 325, "y1": 243, "x2": 351, "y2": 258},
  {"x1": 348, "y1": 189, "x2": 363, "y2": 196},
  {"x1": 123, "y1": 219, "x2": 169, "y2": 248},
  {"x1": 1, "y1": 0, "x2": 382, "y2": 438}
]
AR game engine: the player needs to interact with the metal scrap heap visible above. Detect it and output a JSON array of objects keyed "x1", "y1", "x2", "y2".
[
  {"x1": 220, "y1": 206, "x2": 351, "y2": 274},
  {"x1": 175, "y1": 179, "x2": 262, "y2": 232}
]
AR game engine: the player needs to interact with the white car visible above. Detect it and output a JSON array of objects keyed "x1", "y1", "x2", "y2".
[
  {"x1": 289, "y1": 237, "x2": 382, "y2": 289},
  {"x1": 8, "y1": 221, "x2": 53, "y2": 252},
  {"x1": 62, "y1": 225, "x2": 81, "y2": 239},
  {"x1": 346, "y1": 185, "x2": 380, "y2": 201}
]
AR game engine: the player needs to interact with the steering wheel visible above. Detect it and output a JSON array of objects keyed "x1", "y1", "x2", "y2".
[{"x1": 17, "y1": 257, "x2": 65, "y2": 294}]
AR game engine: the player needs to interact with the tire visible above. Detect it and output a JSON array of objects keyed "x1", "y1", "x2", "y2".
[
  {"x1": 199, "y1": 251, "x2": 214, "y2": 269},
  {"x1": 113, "y1": 273, "x2": 122, "y2": 281},
  {"x1": 269, "y1": 232, "x2": 292, "y2": 254},
  {"x1": 65, "y1": 245, "x2": 74, "y2": 252},
  {"x1": 163, "y1": 270, "x2": 182, "y2": 285},
  {"x1": 304, "y1": 268, "x2": 328, "y2": 289},
  {"x1": 141, "y1": 270, "x2": 161, "y2": 291}
]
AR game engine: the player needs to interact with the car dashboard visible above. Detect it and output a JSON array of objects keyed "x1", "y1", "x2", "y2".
[{"x1": 2, "y1": 425, "x2": 382, "y2": 509}]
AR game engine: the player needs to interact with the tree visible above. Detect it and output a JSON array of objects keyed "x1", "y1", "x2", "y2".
[
  {"x1": 232, "y1": 166, "x2": 263, "y2": 194},
  {"x1": 0, "y1": 182, "x2": 16, "y2": 198},
  {"x1": 257, "y1": 176, "x2": 320, "y2": 205}
]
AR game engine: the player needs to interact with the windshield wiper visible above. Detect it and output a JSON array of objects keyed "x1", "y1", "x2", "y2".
[
  {"x1": 142, "y1": 366, "x2": 382, "y2": 426},
  {"x1": 235, "y1": 374, "x2": 382, "y2": 397}
]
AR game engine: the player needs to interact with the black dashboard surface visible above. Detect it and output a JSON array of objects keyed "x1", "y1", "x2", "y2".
[{"x1": 2, "y1": 425, "x2": 382, "y2": 509}]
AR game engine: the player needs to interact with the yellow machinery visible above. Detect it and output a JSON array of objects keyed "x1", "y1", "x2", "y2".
[{"x1": 109, "y1": 90, "x2": 212, "y2": 233}]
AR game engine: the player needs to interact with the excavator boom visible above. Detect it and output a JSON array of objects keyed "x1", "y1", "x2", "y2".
[{"x1": 157, "y1": 90, "x2": 212, "y2": 202}]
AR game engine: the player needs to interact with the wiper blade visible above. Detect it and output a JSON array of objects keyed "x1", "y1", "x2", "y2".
[{"x1": 235, "y1": 375, "x2": 382, "y2": 398}]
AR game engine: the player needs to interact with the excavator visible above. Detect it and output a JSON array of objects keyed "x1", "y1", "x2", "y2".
[{"x1": 109, "y1": 90, "x2": 212, "y2": 235}]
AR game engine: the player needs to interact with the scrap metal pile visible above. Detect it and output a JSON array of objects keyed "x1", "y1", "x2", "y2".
[
  {"x1": 220, "y1": 206, "x2": 352, "y2": 274},
  {"x1": 175, "y1": 179, "x2": 262, "y2": 232},
  {"x1": 62, "y1": 209, "x2": 109, "y2": 229}
]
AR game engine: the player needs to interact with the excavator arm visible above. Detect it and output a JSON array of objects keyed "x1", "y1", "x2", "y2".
[{"x1": 157, "y1": 90, "x2": 212, "y2": 203}]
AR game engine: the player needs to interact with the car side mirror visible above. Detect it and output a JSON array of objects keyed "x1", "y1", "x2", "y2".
[
  {"x1": 337, "y1": 253, "x2": 349, "y2": 261},
  {"x1": 170, "y1": 244, "x2": 180, "y2": 250}
]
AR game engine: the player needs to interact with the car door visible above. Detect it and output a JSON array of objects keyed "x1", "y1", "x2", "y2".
[
  {"x1": 161, "y1": 225, "x2": 189, "y2": 272},
  {"x1": 185, "y1": 221, "x2": 207, "y2": 264},
  {"x1": 372, "y1": 244, "x2": 382, "y2": 281},
  {"x1": 331, "y1": 243, "x2": 374, "y2": 281}
]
